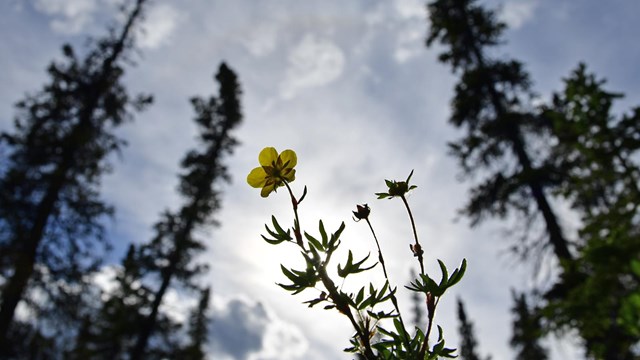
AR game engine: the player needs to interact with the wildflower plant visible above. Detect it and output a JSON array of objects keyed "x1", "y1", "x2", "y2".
[{"x1": 248, "y1": 147, "x2": 467, "y2": 359}]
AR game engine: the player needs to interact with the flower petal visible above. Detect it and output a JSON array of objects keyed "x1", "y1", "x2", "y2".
[
  {"x1": 247, "y1": 167, "x2": 267, "y2": 188},
  {"x1": 279, "y1": 149, "x2": 297, "y2": 169},
  {"x1": 260, "y1": 183, "x2": 277, "y2": 197},
  {"x1": 259, "y1": 147, "x2": 278, "y2": 167}
]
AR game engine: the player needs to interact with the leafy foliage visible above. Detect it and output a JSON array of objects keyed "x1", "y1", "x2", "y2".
[
  {"x1": 426, "y1": 0, "x2": 571, "y2": 263},
  {"x1": 0, "y1": 1, "x2": 151, "y2": 355},
  {"x1": 65, "y1": 62, "x2": 243, "y2": 359},
  {"x1": 540, "y1": 65, "x2": 640, "y2": 359},
  {"x1": 129, "y1": 63, "x2": 243, "y2": 359},
  {"x1": 457, "y1": 298, "x2": 490, "y2": 360},
  {"x1": 427, "y1": 0, "x2": 640, "y2": 358},
  {"x1": 254, "y1": 164, "x2": 466, "y2": 359},
  {"x1": 510, "y1": 292, "x2": 547, "y2": 360}
]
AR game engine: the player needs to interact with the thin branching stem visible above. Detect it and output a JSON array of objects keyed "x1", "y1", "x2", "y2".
[
  {"x1": 283, "y1": 181, "x2": 304, "y2": 248},
  {"x1": 419, "y1": 297, "x2": 439, "y2": 359},
  {"x1": 364, "y1": 217, "x2": 412, "y2": 353},
  {"x1": 400, "y1": 195, "x2": 425, "y2": 275},
  {"x1": 364, "y1": 218, "x2": 389, "y2": 280},
  {"x1": 283, "y1": 181, "x2": 377, "y2": 359}
]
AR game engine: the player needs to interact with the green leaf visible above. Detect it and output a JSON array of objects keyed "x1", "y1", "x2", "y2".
[
  {"x1": 447, "y1": 258, "x2": 467, "y2": 288},
  {"x1": 351, "y1": 252, "x2": 376, "y2": 274},
  {"x1": 298, "y1": 185, "x2": 308, "y2": 203},
  {"x1": 264, "y1": 224, "x2": 281, "y2": 240},
  {"x1": 406, "y1": 169, "x2": 414, "y2": 184},
  {"x1": 437, "y1": 259, "x2": 449, "y2": 288},
  {"x1": 280, "y1": 265, "x2": 300, "y2": 283},
  {"x1": 303, "y1": 297, "x2": 324, "y2": 308},
  {"x1": 376, "y1": 192, "x2": 391, "y2": 199},
  {"x1": 319, "y1": 220, "x2": 328, "y2": 247},
  {"x1": 631, "y1": 259, "x2": 640, "y2": 277},
  {"x1": 355, "y1": 287, "x2": 365, "y2": 306},
  {"x1": 393, "y1": 318, "x2": 407, "y2": 339},
  {"x1": 337, "y1": 250, "x2": 354, "y2": 278},
  {"x1": 405, "y1": 273, "x2": 444, "y2": 296},
  {"x1": 304, "y1": 232, "x2": 323, "y2": 251},
  {"x1": 328, "y1": 222, "x2": 346, "y2": 249},
  {"x1": 261, "y1": 234, "x2": 285, "y2": 245},
  {"x1": 271, "y1": 216, "x2": 291, "y2": 239},
  {"x1": 277, "y1": 282, "x2": 301, "y2": 292}
]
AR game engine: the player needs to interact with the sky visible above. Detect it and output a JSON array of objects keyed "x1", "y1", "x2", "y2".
[{"x1": 1, "y1": 0, "x2": 640, "y2": 359}]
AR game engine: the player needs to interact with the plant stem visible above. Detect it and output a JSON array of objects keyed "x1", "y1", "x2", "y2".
[
  {"x1": 283, "y1": 181, "x2": 376, "y2": 359},
  {"x1": 365, "y1": 218, "x2": 412, "y2": 352},
  {"x1": 419, "y1": 296, "x2": 440, "y2": 359},
  {"x1": 365, "y1": 219, "x2": 389, "y2": 280},
  {"x1": 284, "y1": 181, "x2": 303, "y2": 248},
  {"x1": 400, "y1": 195, "x2": 425, "y2": 275}
]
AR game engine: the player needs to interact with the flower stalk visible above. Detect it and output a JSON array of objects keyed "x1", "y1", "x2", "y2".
[{"x1": 250, "y1": 148, "x2": 466, "y2": 359}]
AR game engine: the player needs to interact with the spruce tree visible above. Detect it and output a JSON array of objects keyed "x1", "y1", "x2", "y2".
[
  {"x1": 510, "y1": 292, "x2": 547, "y2": 360},
  {"x1": 425, "y1": 0, "x2": 572, "y2": 263},
  {"x1": 129, "y1": 63, "x2": 242, "y2": 359},
  {"x1": 0, "y1": 0, "x2": 151, "y2": 354},
  {"x1": 457, "y1": 298, "x2": 489, "y2": 360},
  {"x1": 74, "y1": 244, "x2": 156, "y2": 358},
  {"x1": 426, "y1": 1, "x2": 640, "y2": 358},
  {"x1": 541, "y1": 65, "x2": 640, "y2": 360},
  {"x1": 178, "y1": 287, "x2": 210, "y2": 360}
]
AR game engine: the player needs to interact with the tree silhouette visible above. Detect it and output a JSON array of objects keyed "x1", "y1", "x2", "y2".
[
  {"x1": 177, "y1": 287, "x2": 211, "y2": 360},
  {"x1": 541, "y1": 65, "x2": 640, "y2": 360},
  {"x1": 129, "y1": 63, "x2": 242, "y2": 359},
  {"x1": 510, "y1": 291, "x2": 547, "y2": 360},
  {"x1": 425, "y1": 0, "x2": 572, "y2": 264},
  {"x1": 426, "y1": 0, "x2": 640, "y2": 358},
  {"x1": 69, "y1": 244, "x2": 159, "y2": 358},
  {"x1": 457, "y1": 298, "x2": 490, "y2": 360},
  {"x1": 0, "y1": 0, "x2": 151, "y2": 354}
]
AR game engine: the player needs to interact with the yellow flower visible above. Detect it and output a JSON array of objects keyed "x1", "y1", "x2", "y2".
[{"x1": 247, "y1": 147, "x2": 297, "y2": 197}]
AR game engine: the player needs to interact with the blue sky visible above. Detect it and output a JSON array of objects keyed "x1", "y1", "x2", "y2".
[{"x1": 2, "y1": 0, "x2": 639, "y2": 359}]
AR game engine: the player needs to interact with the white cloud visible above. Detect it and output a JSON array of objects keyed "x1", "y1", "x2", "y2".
[
  {"x1": 241, "y1": 23, "x2": 278, "y2": 57},
  {"x1": 501, "y1": 0, "x2": 538, "y2": 29},
  {"x1": 32, "y1": 0, "x2": 182, "y2": 43},
  {"x1": 280, "y1": 34, "x2": 346, "y2": 99},
  {"x1": 34, "y1": 0, "x2": 98, "y2": 34},
  {"x1": 394, "y1": 26, "x2": 424, "y2": 63},
  {"x1": 136, "y1": 3, "x2": 183, "y2": 50},
  {"x1": 5, "y1": 1, "x2": 636, "y2": 359},
  {"x1": 393, "y1": 0, "x2": 425, "y2": 19},
  {"x1": 210, "y1": 296, "x2": 308, "y2": 360}
]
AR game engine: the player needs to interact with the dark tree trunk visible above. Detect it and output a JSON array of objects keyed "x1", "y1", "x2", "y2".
[{"x1": 0, "y1": 1, "x2": 146, "y2": 352}]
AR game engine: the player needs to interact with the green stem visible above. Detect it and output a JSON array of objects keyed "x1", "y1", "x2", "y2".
[
  {"x1": 365, "y1": 219, "x2": 390, "y2": 280},
  {"x1": 283, "y1": 181, "x2": 303, "y2": 248},
  {"x1": 365, "y1": 218, "x2": 412, "y2": 354},
  {"x1": 282, "y1": 181, "x2": 376, "y2": 359},
  {"x1": 401, "y1": 195, "x2": 425, "y2": 275},
  {"x1": 399, "y1": 194, "x2": 434, "y2": 358},
  {"x1": 419, "y1": 297, "x2": 439, "y2": 359}
]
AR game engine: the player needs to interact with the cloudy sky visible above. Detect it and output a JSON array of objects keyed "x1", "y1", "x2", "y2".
[{"x1": 2, "y1": 0, "x2": 640, "y2": 359}]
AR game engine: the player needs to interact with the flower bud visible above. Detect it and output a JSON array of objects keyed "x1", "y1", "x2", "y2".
[
  {"x1": 410, "y1": 243, "x2": 424, "y2": 257},
  {"x1": 426, "y1": 292, "x2": 436, "y2": 317},
  {"x1": 388, "y1": 181, "x2": 408, "y2": 197},
  {"x1": 352, "y1": 204, "x2": 370, "y2": 221}
]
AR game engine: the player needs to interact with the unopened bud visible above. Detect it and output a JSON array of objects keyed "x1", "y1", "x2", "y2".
[
  {"x1": 352, "y1": 204, "x2": 370, "y2": 221},
  {"x1": 410, "y1": 243, "x2": 424, "y2": 257},
  {"x1": 426, "y1": 292, "x2": 436, "y2": 316}
]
